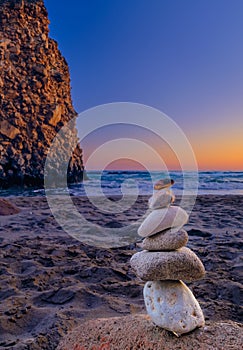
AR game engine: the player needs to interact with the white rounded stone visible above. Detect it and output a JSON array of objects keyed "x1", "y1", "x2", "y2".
[
  {"x1": 144, "y1": 280, "x2": 205, "y2": 335},
  {"x1": 138, "y1": 206, "x2": 189, "y2": 238},
  {"x1": 148, "y1": 189, "x2": 175, "y2": 210}
]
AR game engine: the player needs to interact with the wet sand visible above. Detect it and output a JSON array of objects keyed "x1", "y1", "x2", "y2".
[{"x1": 0, "y1": 195, "x2": 242, "y2": 349}]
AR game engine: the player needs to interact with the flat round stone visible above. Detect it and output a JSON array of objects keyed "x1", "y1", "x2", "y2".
[
  {"x1": 130, "y1": 247, "x2": 205, "y2": 282},
  {"x1": 139, "y1": 228, "x2": 188, "y2": 251},
  {"x1": 144, "y1": 280, "x2": 205, "y2": 335},
  {"x1": 154, "y1": 178, "x2": 174, "y2": 190},
  {"x1": 138, "y1": 206, "x2": 188, "y2": 238},
  {"x1": 148, "y1": 189, "x2": 175, "y2": 210}
]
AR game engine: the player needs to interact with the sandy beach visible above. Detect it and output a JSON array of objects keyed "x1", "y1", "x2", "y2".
[
  {"x1": 0, "y1": 195, "x2": 242, "y2": 349},
  {"x1": 1, "y1": 0, "x2": 242, "y2": 348}
]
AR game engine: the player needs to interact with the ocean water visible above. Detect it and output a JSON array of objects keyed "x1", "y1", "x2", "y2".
[
  {"x1": 70, "y1": 170, "x2": 243, "y2": 196},
  {"x1": 1, "y1": 171, "x2": 243, "y2": 197}
]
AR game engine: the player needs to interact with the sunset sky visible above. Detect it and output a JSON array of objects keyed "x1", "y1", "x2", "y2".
[{"x1": 45, "y1": 0, "x2": 243, "y2": 171}]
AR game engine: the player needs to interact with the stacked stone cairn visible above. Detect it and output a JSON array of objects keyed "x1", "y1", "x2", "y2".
[{"x1": 130, "y1": 179, "x2": 205, "y2": 336}]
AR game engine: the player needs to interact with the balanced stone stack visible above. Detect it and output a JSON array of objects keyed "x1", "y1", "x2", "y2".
[{"x1": 130, "y1": 179, "x2": 205, "y2": 336}]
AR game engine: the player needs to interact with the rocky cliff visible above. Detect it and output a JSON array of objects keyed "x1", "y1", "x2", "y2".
[{"x1": 0, "y1": 0, "x2": 84, "y2": 188}]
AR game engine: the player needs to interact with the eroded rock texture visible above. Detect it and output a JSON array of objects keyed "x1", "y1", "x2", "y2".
[{"x1": 0, "y1": 0, "x2": 84, "y2": 188}]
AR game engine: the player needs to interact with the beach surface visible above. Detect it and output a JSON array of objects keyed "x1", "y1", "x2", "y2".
[{"x1": 0, "y1": 195, "x2": 242, "y2": 349}]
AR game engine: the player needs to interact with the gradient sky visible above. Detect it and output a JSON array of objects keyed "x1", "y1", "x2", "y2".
[{"x1": 45, "y1": 0, "x2": 243, "y2": 171}]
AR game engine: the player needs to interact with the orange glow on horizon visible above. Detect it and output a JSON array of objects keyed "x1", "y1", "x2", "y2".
[
  {"x1": 105, "y1": 159, "x2": 148, "y2": 171},
  {"x1": 81, "y1": 122, "x2": 243, "y2": 171},
  {"x1": 189, "y1": 125, "x2": 243, "y2": 171}
]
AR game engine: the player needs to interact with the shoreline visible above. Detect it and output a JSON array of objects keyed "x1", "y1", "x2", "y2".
[
  {"x1": 1, "y1": 190, "x2": 243, "y2": 199},
  {"x1": 0, "y1": 194, "x2": 242, "y2": 348}
]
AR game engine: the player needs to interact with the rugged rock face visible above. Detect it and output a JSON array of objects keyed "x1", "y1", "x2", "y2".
[{"x1": 0, "y1": 0, "x2": 84, "y2": 188}]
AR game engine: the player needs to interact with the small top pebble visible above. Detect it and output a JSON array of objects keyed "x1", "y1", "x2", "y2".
[{"x1": 154, "y1": 178, "x2": 174, "y2": 190}]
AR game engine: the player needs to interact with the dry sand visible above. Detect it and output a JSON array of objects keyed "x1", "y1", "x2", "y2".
[{"x1": 0, "y1": 195, "x2": 242, "y2": 349}]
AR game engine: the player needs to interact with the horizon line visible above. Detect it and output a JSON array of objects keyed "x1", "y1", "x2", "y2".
[{"x1": 85, "y1": 169, "x2": 243, "y2": 172}]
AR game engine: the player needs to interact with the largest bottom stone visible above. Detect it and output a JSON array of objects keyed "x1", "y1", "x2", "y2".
[{"x1": 144, "y1": 280, "x2": 205, "y2": 335}]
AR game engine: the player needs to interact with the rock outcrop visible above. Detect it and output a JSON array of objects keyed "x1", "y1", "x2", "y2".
[
  {"x1": 57, "y1": 315, "x2": 243, "y2": 350},
  {"x1": 0, "y1": 0, "x2": 84, "y2": 188},
  {"x1": 0, "y1": 197, "x2": 20, "y2": 215}
]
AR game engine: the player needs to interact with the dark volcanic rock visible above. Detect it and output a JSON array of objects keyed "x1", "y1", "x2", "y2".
[{"x1": 0, "y1": 0, "x2": 84, "y2": 188}]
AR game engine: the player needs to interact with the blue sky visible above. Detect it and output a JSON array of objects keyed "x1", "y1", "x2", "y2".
[{"x1": 44, "y1": 0, "x2": 243, "y2": 170}]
